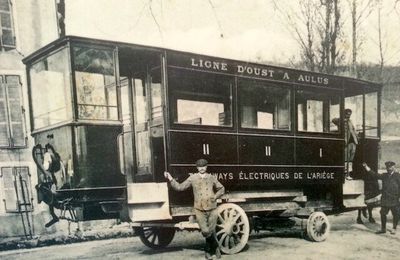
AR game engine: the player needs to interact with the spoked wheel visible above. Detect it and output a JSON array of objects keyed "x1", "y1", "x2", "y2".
[
  {"x1": 306, "y1": 212, "x2": 330, "y2": 242},
  {"x1": 137, "y1": 226, "x2": 176, "y2": 249},
  {"x1": 215, "y1": 203, "x2": 250, "y2": 255}
]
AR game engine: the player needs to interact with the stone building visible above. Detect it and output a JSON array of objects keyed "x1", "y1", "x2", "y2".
[{"x1": 0, "y1": 0, "x2": 61, "y2": 238}]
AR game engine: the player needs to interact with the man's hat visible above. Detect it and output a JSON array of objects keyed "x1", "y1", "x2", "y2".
[
  {"x1": 344, "y1": 108, "x2": 352, "y2": 114},
  {"x1": 385, "y1": 161, "x2": 396, "y2": 167},
  {"x1": 196, "y1": 159, "x2": 208, "y2": 167}
]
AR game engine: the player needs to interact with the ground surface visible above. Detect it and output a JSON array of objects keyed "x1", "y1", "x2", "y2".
[{"x1": 0, "y1": 211, "x2": 399, "y2": 260}]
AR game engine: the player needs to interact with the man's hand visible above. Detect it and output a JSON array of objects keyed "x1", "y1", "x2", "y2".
[
  {"x1": 164, "y1": 171, "x2": 173, "y2": 181},
  {"x1": 362, "y1": 163, "x2": 371, "y2": 172}
]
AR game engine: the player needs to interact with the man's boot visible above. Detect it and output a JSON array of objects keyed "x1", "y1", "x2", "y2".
[
  {"x1": 204, "y1": 237, "x2": 212, "y2": 260},
  {"x1": 376, "y1": 214, "x2": 387, "y2": 234},
  {"x1": 45, "y1": 216, "x2": 59, "y2": 228}
]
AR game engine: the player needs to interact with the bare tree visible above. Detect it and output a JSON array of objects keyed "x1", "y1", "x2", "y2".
[
  {"x1": 272, "y1": 0, "x2": 345, "y2": 74},
  {"x1": 348, "y1": 0, "x2": 376, "y2": 77}
]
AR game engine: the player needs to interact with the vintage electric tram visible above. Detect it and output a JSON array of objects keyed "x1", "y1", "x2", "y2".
[{"x1": 23, "y1": 36, "x2": 381, "y2": 254}]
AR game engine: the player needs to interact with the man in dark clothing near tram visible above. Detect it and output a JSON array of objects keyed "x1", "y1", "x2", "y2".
[
  {"x1": 362, "y1": 161, "x2": 400, "y2": 234},
  {"x1": 164, "y1": 159, "x2": 225, "y2": 259},
  {"x1": 344, "y1": 108, "x2": 359, "y2": 178}
]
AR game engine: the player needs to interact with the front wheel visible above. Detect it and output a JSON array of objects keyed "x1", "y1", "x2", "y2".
[
  {"x1": 137, "y1": 226, "x2": 175, "y2": 249},
  {"x1": 306, "y1": 212, "x2": 330, "y2": 242},
  {"x1": 215, "y1": 203, "x2": 250, "y2": 254}
]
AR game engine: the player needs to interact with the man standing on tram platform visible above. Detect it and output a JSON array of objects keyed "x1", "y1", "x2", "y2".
[
  {"x1": 362, "y1": 161, "x2": 400, "y2": 234},
  {"x1": 164, "y1": 159, "x2": 225, "y2": 259},
  {"x1": 344, "y1": 108, "x2": 359, "y2": 178}
]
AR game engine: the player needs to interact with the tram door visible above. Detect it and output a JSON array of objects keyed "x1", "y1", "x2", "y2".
[
  {"x1": 345, "y1": 87, "x2": 379, "y2": 174},
  {"x1": 119, "y1": 52, "x2": 166, "y2": 184}
]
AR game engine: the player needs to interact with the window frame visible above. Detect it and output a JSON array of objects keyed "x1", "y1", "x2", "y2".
[
  {"x1": 168, "y1": 68, "x2": 235, "y2": 131},
  {"x1": 237, "y1": 78, "x2": 292, "y2": 133},
  {"x1": 0, "y1": 0, "x2": 16, "y2": 50},
  {"x1": 0, "y1": 74, "x2": 27, "y2": 148},
  {"x1": 295, "y1": 86, "x2": 342, "y2": 136},
  {"x1": 71, "y1": 43, "x2": 119, "y2": 122}
]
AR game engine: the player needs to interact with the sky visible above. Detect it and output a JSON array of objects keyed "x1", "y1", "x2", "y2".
[{"x1": 65, "y1": 0, "x2": 400, "y2": 66}]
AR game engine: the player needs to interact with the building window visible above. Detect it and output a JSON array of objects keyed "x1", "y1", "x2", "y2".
[
  {"x1": 1, "y1": 167, "x2": 33, "y2": 213},
  {"x1": 0, "y1": 75, "x2": 26, "y2": 148},
  {"x1": 0, "y1": 0, "x2": 15, "y2": 50}
]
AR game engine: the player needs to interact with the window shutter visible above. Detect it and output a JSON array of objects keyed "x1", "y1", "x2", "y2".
[
  {"x1": 1, "y1": 167, "x2": 32, "y2": 213},
  {"x1": 0, "y1": 76, "x2": 10, "y2": 146},
  {"x1": 5, "y1": 75, "x2": 25, "y2": 147},
  {"x1": 1, "y1": 167, "x2": 18, "y2": 212}
]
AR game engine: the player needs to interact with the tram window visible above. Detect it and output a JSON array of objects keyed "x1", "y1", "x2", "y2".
[
  {"x1": 73, "y1": 46, "x2": 118, "y2": 121},
  {"x1": 345, "y1": 94, "x2": 363, "y2": 133},
  {"x1": 29, "y1": 47, "x2": 72, "y2": 129},
  {"x1": 134, "y1": 77, "x2": 147, "y2": 124},
  {"x1": 169, "y1": 69, "x2": 232, "y2": 127},
  {"x1": 150, "y1": 67, "x2": 162, "y2": 120},
  {"x1": 239, "y1": 80, "x2": 290, "y2": 130},
  {"x1": 365, "y1": 92, "x2": 378, "y2": 137},
  {"x1": 297, "y1": 90, "x2": 341, "y2": 133}
]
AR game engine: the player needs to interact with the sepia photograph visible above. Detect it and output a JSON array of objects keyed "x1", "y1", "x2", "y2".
[{"x1": 1, "y1": 0, "x2": 400, "y2": 259}]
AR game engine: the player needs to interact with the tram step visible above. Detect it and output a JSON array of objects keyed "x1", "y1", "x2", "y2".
[{"x1": 127, "y1": 182, "x2": 172, "y2": 221}]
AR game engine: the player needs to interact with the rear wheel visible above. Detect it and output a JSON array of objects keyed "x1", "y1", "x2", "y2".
[
  {"x1": 215, "y1": 203, "x2": 250, "y2": 254},
  {"x1": 306, "y1": 212, "x2": 330, "y2": 242},
  {"x1": 137, "y1": 226, "x2": 175, "y2": 249}
]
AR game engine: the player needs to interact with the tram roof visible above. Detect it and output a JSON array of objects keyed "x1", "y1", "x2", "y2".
[{"x1": 23, "y1": 35, "x2": 382, "y2": 92}]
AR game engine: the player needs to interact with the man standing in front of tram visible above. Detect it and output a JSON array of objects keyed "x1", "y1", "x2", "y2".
[
  {"x1": 344, "y1": 108, "x2": 359, "y2": 178},
  {"x1": 362, "y1": 161, "x2": 400, "y2": 234},
  {"x1": 164, "y1": 159, "x2": 225, "y2": 259}
]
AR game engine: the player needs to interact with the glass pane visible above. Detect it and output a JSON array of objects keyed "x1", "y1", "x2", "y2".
[
  {"x1": 73, "y1": 46, "x2": 118, "y2": 121},
  {"x1": 365, "y1": 92, "x2": 378, "y2": 137},
  {"x1": 169, "y1": 69, "x2": 233, "y2": 127},
  {"x1": 2, "y1": 29, "x2": 14, "y2": 46},
  {"x1": 134, "y1": 78, "x2": 147, "y2": 124},
  {"x1": 345, "y1": 95, "x2": 363, "y2": 132},
  {"x1": 150, "y1": 67, "x2": 162, "y2": 119},
  {"x1": 239, "y1": 80, "x2": 290, "y2": 130},
  {"x1": 30, "y1": 47, "x2": 72, "y2": 129},
  {"x1": 5, "y1": 75, "x2": 19, "y2": 84},
  {"x1": 0, "y1": 0, "x2": 10, "y2": 11},
  {"x1": 120, "y1": 77, "x2": 131, "y2": 125},
  {"x1": 297, "y1": 90, "x2": 341, "y2": 133},
  {"x1": 1, "y1": 13, "x2": 11, "y2": 27}
]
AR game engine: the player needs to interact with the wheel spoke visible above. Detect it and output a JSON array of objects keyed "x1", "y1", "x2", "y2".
[
  {"x1": 223, "y1": 209, "x2": 228, "y2": 220},
  {"x1": 216, "y1": 229, "x2": 225, "y2": 236},
  {"x1": 224, "y1": 235, "x2": 230, "y2": 248},
  {"x1": 144, "y1": 230, "x2": 153, "y2": 240},
  {"x1": 218, "y1": 233, "x2": 228, "y2": 245},
  {"x1": 218, "y1": 214, "x2": 225, "y2": 223}
]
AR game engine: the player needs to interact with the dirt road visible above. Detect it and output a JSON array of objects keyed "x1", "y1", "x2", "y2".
[{"x1": 1, "y1": 211, "x2": 398, "y2": 260}]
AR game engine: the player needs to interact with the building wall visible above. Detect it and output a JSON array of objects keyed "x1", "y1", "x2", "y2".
[{"x1": 0, "y1": 0, "x2": 59, "y2": 237}]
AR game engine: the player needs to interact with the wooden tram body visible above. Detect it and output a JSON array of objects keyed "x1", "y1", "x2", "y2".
[{"x1": 23, "y1": 36, "x2": 381, "y2": 254}]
